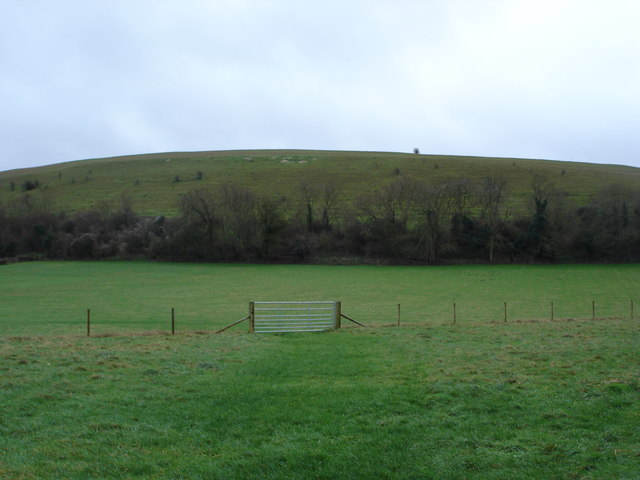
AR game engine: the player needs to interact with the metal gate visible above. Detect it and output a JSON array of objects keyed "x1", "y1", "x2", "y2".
[{"x1": 251, "y1": 301, "x2": 338, "y2": 333}]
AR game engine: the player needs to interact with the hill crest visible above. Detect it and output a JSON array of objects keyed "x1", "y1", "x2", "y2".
[{"x1": 1, "y1": 149, "x2": 639, "y2": 217}]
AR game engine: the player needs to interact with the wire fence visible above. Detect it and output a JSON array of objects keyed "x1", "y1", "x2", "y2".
[{"x1": 1, "y1": 299, "x2": 637, "y2": 337}]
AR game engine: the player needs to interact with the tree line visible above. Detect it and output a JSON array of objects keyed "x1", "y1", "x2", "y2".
[{"x1": 1, "y1": 174, "x2": 640, "y2": 264}]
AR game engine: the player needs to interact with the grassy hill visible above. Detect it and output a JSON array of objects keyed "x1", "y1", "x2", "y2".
[{"x1": 1, "y1": 149, "x2": 640, "y2": 217}]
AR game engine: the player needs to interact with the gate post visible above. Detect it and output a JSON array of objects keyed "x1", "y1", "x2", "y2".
[
  {"x1": 249, "y1": 302, "x2": 255, "y2": 333},
  {"x1": 335, "y1": 301, "x2": 342, "y2": 329}
]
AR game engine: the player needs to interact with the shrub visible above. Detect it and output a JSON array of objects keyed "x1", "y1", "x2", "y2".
[
  {"x1": 68, "y1": 233, "x2": 97, "y2": 258},
  {"x1": 22, "y1": 180, "x2": 39, "y2": 191}
]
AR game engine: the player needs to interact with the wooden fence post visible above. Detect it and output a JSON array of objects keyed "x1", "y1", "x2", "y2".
[
  {"x1": 504, "y1": 302, "x2": 507, "y2": 323},
  {"x1": 87, "y1": 309, "x2": 91, "y2": 337},
  {"x1": 249, "y1": 302, "x2": 255, "y2": 333},
  {"x1": 171, "y1": 308, "x2": 175, "y2": 335},
  {"x1": 336, "y1": 301, "x2": 342, "y2": 329}
]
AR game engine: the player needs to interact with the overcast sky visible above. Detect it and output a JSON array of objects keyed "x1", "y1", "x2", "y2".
[{"x1": 2, "y1": 0, "x2": 639, "y2": 172}]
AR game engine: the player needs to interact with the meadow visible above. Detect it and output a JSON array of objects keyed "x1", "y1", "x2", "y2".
[
  {"x1": 1, "y1": 261, "x2": 639, "y2": 479},
  {"x1": 2, "y1": 261, "x2": 640, "y2": 336}
]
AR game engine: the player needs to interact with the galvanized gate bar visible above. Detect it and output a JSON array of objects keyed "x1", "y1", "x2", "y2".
[{"x1": 253, "y1": 301, "x2": 337, "y2": 333}]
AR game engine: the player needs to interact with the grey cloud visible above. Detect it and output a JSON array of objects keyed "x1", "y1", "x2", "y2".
[{"x1": 1, "y1": 0, "x2": 639, "y2": 171}]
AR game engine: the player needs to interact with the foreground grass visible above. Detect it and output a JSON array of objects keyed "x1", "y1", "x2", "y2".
[
  {"x1": 1, "y1": 261, "x2": 639, "y2": 336},
  {"x1": 1, "y1": 320, "x2": 638, "y2": 479}
]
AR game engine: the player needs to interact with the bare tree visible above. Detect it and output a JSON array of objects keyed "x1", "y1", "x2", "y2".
[
  {"x1": 448, "y1": 177, "x2": 473, "y2": 218},
  {"x1": 378, "y1": 177, "x2": 418, "y2": 227},
  {"x1": 110, "y1": 192, "x2": 136, "y2": 229},
  {"x1": 353, "y1": 177, "x2": 418, "y2": 259},
  {"x1": 300, "y1": 182, "x2": 318, "y2": 230},
  {"x1": 218, "y1": 184, "x2": 258, "y2": 258},
  {"x1": 300, "y1": 181, "x2": 340, "y2": 231},
  {"x1": 596, "y1": 183, "x2": 632, "y2": 248},
  {"x1": 546, "y1": 188, "x2": 576, "y2": 256},
  {"x1": 415, "y1": 181, "x2": 454, "y2": 263},
  {"x1": 531, "y1": 173, "x2": 551, "y2": 207},
  {"x1": 524, "y1": 173, "x2": 554, "y2": 258},
  {"x1": 477, "y1": 175, "x2": 508, "y2": 262},
  {"x1": 319, "y1": 182, "x2": 339, "y2": 230},
  {"x1": 256, "y1": 197, "x2": 287, "y2": 257},
  {"x1": 180, "y1": 188, "x2": 219, "y2": 247}
]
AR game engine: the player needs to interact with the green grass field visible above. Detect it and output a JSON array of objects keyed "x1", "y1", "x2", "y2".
[
  {"x1": 2, "y1": 149, "x2": 639, "y2": 216},
  {"x1": 1, "y1": 261, "x2": 639, "y2": 336},
  {"x1": 1, "y1": 262, "x2": 639, "y2": 478}
]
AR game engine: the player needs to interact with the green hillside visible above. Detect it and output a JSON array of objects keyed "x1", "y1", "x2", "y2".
[{"x1": 1, "y1": 149, "x2": 639, "y2": 217}]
